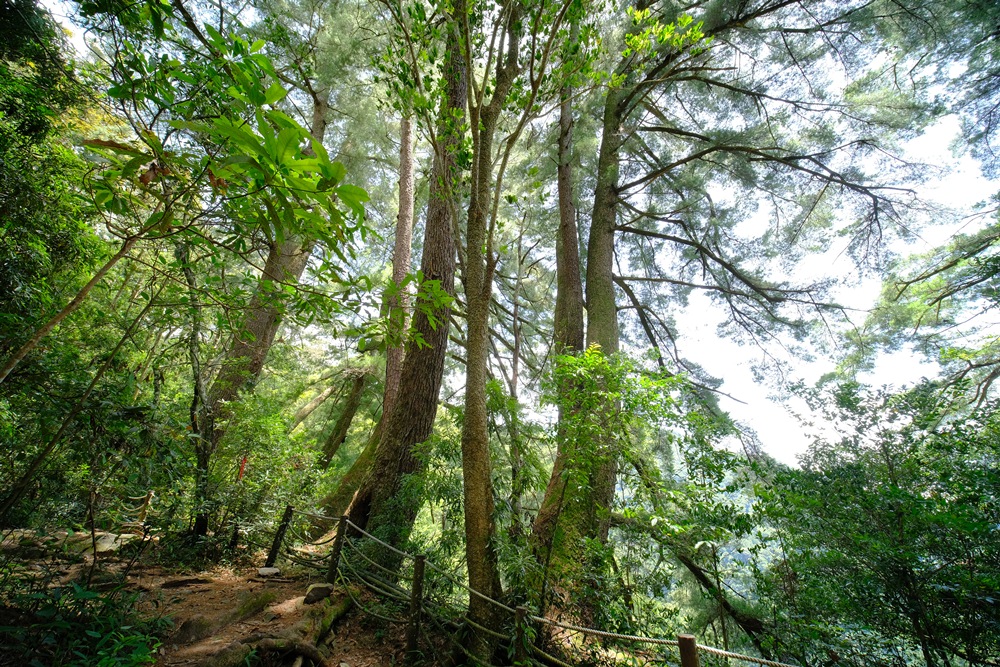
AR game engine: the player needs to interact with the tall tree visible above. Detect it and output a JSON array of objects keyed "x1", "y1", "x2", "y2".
[
  {"x1": 533, "y1": 0, "x2": 934, "y2": 631},
  {"x1": 313, "y1": 7, "x2": 467, "y2": 553},
  {"x1": 458, "y1": 0, "x2": 525, "y2": 648}
]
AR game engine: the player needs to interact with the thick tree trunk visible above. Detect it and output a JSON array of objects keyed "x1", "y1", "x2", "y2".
[
  {"x1": 531, "y1": 84, "x2": 625, "y2": 615},
  {"x1": 206, "y1": 237, "x2": 314, "y2": 449},
  {"x1": 319, "y1": 371, "x2": 368, "y2": 469},
  {"x1": 553, "y1": 81, "x2": 585, "y2": 356},
  {"x1": 311, "y1": 24, "x2": 466, "y2": 552},
  {"x1": 532, "y1": 78, "x2": 586, "y2": 556},
  {"x1": 192, "y1": 95, "x2": 330, "y2": 536},
  {"x1": 459, "y1": 6, "x2": 525, "y2": 657},
  {"x1": 586, "y1": 88, "x2": 624, "y2": 355}
]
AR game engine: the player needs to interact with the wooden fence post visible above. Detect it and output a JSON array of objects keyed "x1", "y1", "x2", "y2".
[
  {"x1": 265, "y1": 504, "x2": 294, "y2": 568},
  {"x1": 405, "y1": 554, "x2": 426, "y2": 662},
  {"x1": 679, "y1": 634, "x2": 700, "y2": 667},
  {"x1": 325, "y1": 515, "x2": 348, "y2": 585},
  {"x1": 514, "y1": 606, "x2": 528, "y2": 665}
]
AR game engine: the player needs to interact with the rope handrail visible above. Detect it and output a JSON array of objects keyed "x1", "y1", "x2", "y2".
[
  {"x1": 345, "y1": 518, "x2": 416, "y2": 561},
  {"x1": 340, "y1": 553, "x2": 411, "y2": 604},
  {"x1": 282, "y1": 550, "x2": 327, "y2": 571},
  {"x1": 268, "y1": 509, "x2": 802, "y2": 667},
  {"x1": 342, "y1": 537, "x2": 416, "y2": 582},
  {"x1": 530, "y1": 615, "x2": 680, "y2": 647},
  {"x1": 423, "y1": 559, "x2": 517, "y2": 614},
  {"x1": 697, "y1": 644, "x2": 801, "y2": 667},
  {"x1": 462, "y1": 614, "x2": 511, "y2": 641},
  {"x1": 287, "y1": 523, "x2": 338, "y2": 547},
  {"x1": 290, "y1": 508, "x2": 336, "y2": 522},
  {"x1": 336, "y1": 569, "x2": 408, "y2": 625},
  {"x1": 530, "y1": 643, "x2": 575, "y2": 667},
  {"x1": 421, "y1": 605, "x2": 504, "y2": 667}
]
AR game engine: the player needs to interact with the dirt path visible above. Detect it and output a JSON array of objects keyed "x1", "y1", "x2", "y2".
[
  {"x1": 145, "y1": 567, "x2": 408, "y2": 667},
  {"x1": 1, "y1": 531, "x2": 412, "y2": 666}
]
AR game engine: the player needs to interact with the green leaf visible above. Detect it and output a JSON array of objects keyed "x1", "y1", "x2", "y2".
[
  {"x1": 335, "y1": 184, "x2": 369, "y2": 218},
  {"x1": 264, "y1": 81, "x2": 287, "y2": 105}
]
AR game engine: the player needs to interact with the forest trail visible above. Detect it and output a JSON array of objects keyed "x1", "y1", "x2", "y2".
[
  {"x1": 144, "y1": 566, "x2": 405, "y2": 667},
  {"x1": 1, "y1": 530, "x2": 404, "y2": 666}
]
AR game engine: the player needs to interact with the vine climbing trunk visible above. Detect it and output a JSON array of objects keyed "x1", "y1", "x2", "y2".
[{"x1": 531, "y1": 77, "x2": 626, "y2": 617}]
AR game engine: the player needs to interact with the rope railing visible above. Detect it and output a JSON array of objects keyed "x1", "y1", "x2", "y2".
[
  {"x1": 531, "y1": 614, "x2": 681, "y2": 647},
  {"x1": 263, "y1": 507, "x2": 801, "y2": 667},
  {"x1": 695, "y1": 644, "x2": 801, "y2": 667},
  {"x1": 342, "y1": 536, "x2": 416, "y2": 582}
]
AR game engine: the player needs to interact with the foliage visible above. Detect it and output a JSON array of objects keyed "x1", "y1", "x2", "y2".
[
  {"x1": 0, "y1": 0, "x2": 100, "y2": 341},
  {"x1": 759, "y1": 382, "x2": 1000, "y2": 666},
  {"x1": 1, "y1": 0, "x2": 999, "y2": 663},
  {"x1": 0, "y1": 575, "x2": 169, "y2": 666}
]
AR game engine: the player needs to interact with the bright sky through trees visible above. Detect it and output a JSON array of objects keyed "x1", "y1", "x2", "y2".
[{"x1": 676, "y1": 114, "x2": 997, "y2": 464}]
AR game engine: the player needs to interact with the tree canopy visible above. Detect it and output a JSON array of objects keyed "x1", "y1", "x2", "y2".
[{"x1": 0, "y1": 0, "x2": 997, "y2": 665}]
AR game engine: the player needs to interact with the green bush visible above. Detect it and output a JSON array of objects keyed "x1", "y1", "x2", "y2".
[{"x1": 0, "y1": 579, "x2": 170, "y2": 666}]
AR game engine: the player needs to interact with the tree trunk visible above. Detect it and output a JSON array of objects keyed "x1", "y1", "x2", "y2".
[
  {"x1": 289, "y1": 385, "x2": 338, "y2": 433},
  {"x1": 319, "y1": 372, "x2": 368, "y2": 469},
  {"x1": 531, "y1": 82, "x2": 626, "y2": 617},
  {"x1": 206, "y1": 237, "x2": 314, "y2": 449},
  {"x1": 553, "y1": 77, "x2": 585, "y2": 356},
  {"x1": 0, "y1": 235, "x2": 138, "y2": 386},
  {"x1": 532, "y1": 73, "x2": 585, "y2": 554},
  {"x1": 508, "y1": 231, "x2": 525, "y2": 542},
  {"x1": 192, "y1": 93, "x2": 330, "y2": 535},
  {"x1": 177, "y1": 242, "x2": 214, "y2": 538},
  {"x1": 460, "y1": 11, "x2": 521, "y2": 652},
  {"x1": 311, "y1": 22, "x2": 466, "y2": 552},
  {"x1": 384, "y1": 113, "x2": 416, "y2": 421}
]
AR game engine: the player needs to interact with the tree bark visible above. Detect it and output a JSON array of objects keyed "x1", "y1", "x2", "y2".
[
  {"x1": 532, "y1": 68, "x2": 586, "y2": 554},
  {"x1": 528, "y1": 78, "x2": 630, "y2": 627},
  {"x1": 191, "y1": 92, "x2": 330, "y2": 536},
  {"x1": 319, "y1": 371, "x2": 368, "y2": 469},
  {"x1": 206, "y1": 237, "x2": 314, "y2": 450},
  {"x1": 310, "y1": 20, "x2": 466, "y2": 553},
  {"x1": 459, "y1": 2, "x2": 522, "y2": 652},
  {"x1": 384, "y1": 113, "x2": 416, "y2": 422},
  {"x1": 177, "y1": 242, "x2": 214, "y2": 538},
  {"x1": 553, "y1": 75, "x2": 585, "y2": 356},
  {"x1": 289, "y1": 385, "x2": 338, "y2": 433}
]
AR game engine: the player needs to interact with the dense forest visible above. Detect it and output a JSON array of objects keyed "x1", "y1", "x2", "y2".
[{"x1": 0, "y1": 0, "x2": 998, "y2": 664}]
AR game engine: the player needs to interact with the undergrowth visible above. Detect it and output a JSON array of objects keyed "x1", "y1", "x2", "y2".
[{"x1": 0, "y1": 568, "x2": 171, "y2": 666}]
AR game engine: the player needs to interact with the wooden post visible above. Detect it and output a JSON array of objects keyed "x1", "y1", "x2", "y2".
[
  {"x1": 325, "y1": 515, "x2": 348, "y2": 584},
  {"x1": 514, "y1": 606, "x2": 529, "y2": 665},
  {"x1": 679, "y1": 634, "x2": 700, "y2": 667},
  {"x1": 265, "y1": 504, "x2": 294, "y2": 568},
  {"x1": 405, "y1": 554, "x2": 426, "y2": 662}
]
